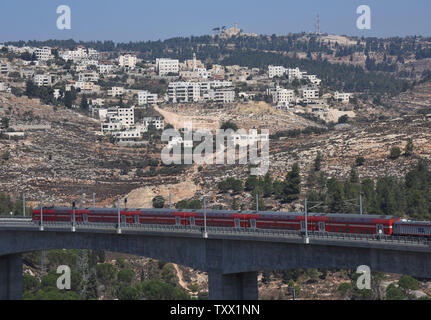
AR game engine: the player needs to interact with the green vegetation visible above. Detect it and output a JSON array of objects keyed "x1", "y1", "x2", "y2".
[
  {"x1": 389, "y1": 146, "x2": 402, "y2": 160},
  {"x1": 23, "y1": 250, "x2": 194, "y2": 300},
  {"x1": 175, "y1": 199, "x2": 202, "y2": 210},
  {"x1": 0, "y1": 192, "x2": 32, "y2": 216},
  {"x1": 152, "y1": 196, "x2": 166, "y2": 208},
  {"x1": 305, "y1": 159, "x2": 431, "y2": 220},
  {"x1": 218, "y1": 177, "x2": 244, "y2": 194}
]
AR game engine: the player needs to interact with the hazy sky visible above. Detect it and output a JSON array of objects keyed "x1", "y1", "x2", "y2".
[{"x1": 0, "y1": 0, "x2": 430, "y2": 42}]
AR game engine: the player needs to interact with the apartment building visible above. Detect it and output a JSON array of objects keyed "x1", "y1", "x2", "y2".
[
  {"x1": 34, "y1": 74, "x2": 53, "y2": 87},
  {"x1": 98, "y1": 61, "x2": 114, "y2": 74},
  {"x1": 268, "y1": 65, "x2": 286, "y2": 78},
  {"x1": 167, "y1": 82, "x2": 201, "y2": 103},
  {"x1": 142, "y1": 116, "x2": 165, "y2": 130},
  {"x1": 108, "y1": 86, "x2": 125, "y2": 97},
  {"x1": 271, "y1": 86, "x2": 295, "y2": 108},
  {"x1": 156, "y1": 58, "x2": 179, "y2": 76},
  {"x1": 61, "y1": 46, "x2": 88, "y2": 62},
  {"x1": 334, "y1": 91, "x2": 352, "y2": 103},
  {"x1": 0, "y1": 62, "x2": 9, "y2": 75},
  {"x1": 168, "y1": 81, "x2": 235, "y2": 103},
  {"x1": 302, "y1": 88, "x2": 320, "y2": 99},
  {"x1": 0, "y1": 82, "x2": 10, "y2": 92},
  {"x1": 100, "y1": 106, "x2": 135, "y2": 132},
  {"x1": 119, "y1": 54, "x2": 137, "y2": 69},
  {"x1": 138, "y1": 91, "x2": 158, "y2": 105},
  {"x1": 35, "y1": 47, "x2": 53, "y2": 61},
  {"x1": 78, "y1": 71, "x2": 99, "y2": 82},
  {"x1": 304, "y1": 74, "x2": 321, "y2": 85}
]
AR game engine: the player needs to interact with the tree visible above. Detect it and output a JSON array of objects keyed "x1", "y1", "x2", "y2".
[
  {"x1": 338, "y1": 115, "x2": 349, "y2": 124},
  {"x1": 355, "y1": 157, "x2": 365, "y2": 167},
  {"x1": 117, "y1": 269, "x2": 134, "y2": 286},
  {"x1": 386, "y1": 283, "x2": 405, "y2": 300},
  {"x1": 282, "y1": 163, "x2": 301, "y2": 203},
  {"x1": 96, "y1": 263, "x2": 117, "y2": 287},
  {"x1": 389, "y1": 147, "x2": 401, "y2": 160},
  {"x1": 80, "y1": 95, "x2": 89, "y2": 111},
  {"x1": 152, "y1": 196, "x2": 165, "y2": 208},
  {"x1": 1, "y1": 117, "x2": 9, "y2": 129},
  {"x1": 220, "y1": 120, "x2": 238, "y2": 131},
  {"x1": 405, "y1": 139, "x2": 414, "y2": 157},
  {"x1": 313, "y1": 152, "x2": 323, "y2": 172},
  {"x1": 398, "y1": 275, "x2": 419, "y2": 292},
  {"x1": 245, "y1": 176, "x2": 258, "y2": 191},
  {"x1": 118, "y1": 286, "x2": 140, "y2": 300}
]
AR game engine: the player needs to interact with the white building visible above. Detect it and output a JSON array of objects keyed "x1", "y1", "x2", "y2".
[
  {"x1": 119, "y1": 54, "x2": 137, "y2": 69},
  {"x1": 156, "y1": 58, "x2": 179, "y2": 76},
  {"x1": 271, "y1": 87, "x2": 295, "y2": 108},
  {"x1": 142, "y1": 116, "x2": 164, "y2": 130},
  {"x1": 167, "y1": 82, "x2": 201, "y2": 103},
  {"x1": 78, "y1": 71, "x2": 99, "y2": 82},
  {"x1": 100, "y1": 106, "x2": 135, "y2": 131},
  {"x1": 268, "y1": 65, "x2": 286, "y2": 78},
  {"x1": 0, "y1": 63, "x2": 9, "y2": 75},
  {"x1": 302, "y1": 89, "x2": 320, "y2": 99},
  {"x1": 98, "y1": 61, "x2": 114, "y2": 74},
  {"x1": 35, "y1": 47, "x2": 53, "y2": 61},
  {"x1": 334, "y1": 91, "x2": 352, "y2": 103},
  {"x1": 0, "y1": 82, "x2": 10, "y2": 92},
  {"x1": 108, "y1": 86, "x2": 125, "y2": 97},
  {"x1": 138, "y1": 91, "x2": 158, "y2": 105},
  {"x1": 168, "y1": 81, "x2": 235, "y2": 103},
  {"x1": 34, "y1": 74, "x2": 53, "y2": 87}
]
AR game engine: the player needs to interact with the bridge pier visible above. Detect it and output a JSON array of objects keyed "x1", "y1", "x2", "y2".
[
  {"x1": 0, "y1": 254, "x2": 22, "y2": 300},
  {"x1": 208, "y1": 271, "x2": 258, "y2": 300}
]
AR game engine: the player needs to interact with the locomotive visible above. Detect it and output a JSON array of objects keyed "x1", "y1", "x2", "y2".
[{"x1": 32, "y1": 206, "x2": 431, "y2": 238}]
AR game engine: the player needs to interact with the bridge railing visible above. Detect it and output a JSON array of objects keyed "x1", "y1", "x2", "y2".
[{"x1": 2, "y1": 220, "x2": 430, "y2": 246}]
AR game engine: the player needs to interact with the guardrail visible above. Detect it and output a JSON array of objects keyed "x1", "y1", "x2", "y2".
[{"x1": 1, "y1": 220, "x2": 430, "y2": 247}]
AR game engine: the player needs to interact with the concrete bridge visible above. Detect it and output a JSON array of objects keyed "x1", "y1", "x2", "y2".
[{"x1": 1, "y1": 222, "x2": 431, "y2": 300}]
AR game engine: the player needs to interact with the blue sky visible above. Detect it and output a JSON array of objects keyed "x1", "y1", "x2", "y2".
[{"x1": 0, "y1": 0, "x2": 430, "y2": 42}]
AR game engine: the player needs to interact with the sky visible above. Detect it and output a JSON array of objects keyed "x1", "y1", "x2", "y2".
[{"x1": 0, "y1": 0, "x2": 430, "y2": 43}]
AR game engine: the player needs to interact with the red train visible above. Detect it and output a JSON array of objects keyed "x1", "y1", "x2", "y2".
[{"x1": 32, "y1": 207, "x2": 431, "y2": 238}]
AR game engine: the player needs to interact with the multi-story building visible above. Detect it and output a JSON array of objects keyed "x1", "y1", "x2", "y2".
[
  {"x1": 119, "y1": 54, "x2": 137, "y2": 69},
  {"x1": 167, "y1": 82, "x2": 201, "y2": 103},
  {"x1": 138, "y1": 91, "x2": 158, "y2": 105},
  {"x1": 78, "y1": 71, "x2": 99, "y2": 82},
  {"x1": 168, "y1": 81, "x2": 235, "y2": 103},
  {"x1": 0, "y1": 62, "x2": 9, "y2": 75},
  {"x1": 302, "y1": 88, "x2": 320, "y2": 99},
  {"x1": 142, "y1": 116, "x2": 164, "y2": 130},
  {"x1": 100, "y1": 106, "x2": 135, "y2": 131},
  {"x1": 107, "y1": 86, "x2": 125, "y2": 97},
  {"x1": 34, "y1": 74, "x2": 53, "y2": 86},
  {"x1": 156, "y1": 58, "x2": 179, "y2": 76},
  {"x1": 268, "y1": 65, "x2": 286, "y2": 78},
  {"x1": 334, "y1": 91, "x2": 352, "y2": 103},
  {"x1": 98, "y1": 61, "x2": 114, "y2": 74},
  {"x1": 271, "y1": 86, "x2": 295, "y2": 108},
  {"x1": 35, "y1": 47, "x2": 53, "y2": 61}
]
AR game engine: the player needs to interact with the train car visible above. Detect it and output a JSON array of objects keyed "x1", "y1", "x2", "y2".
[
  {"x1": 393, "y1": 220, "x2": 431, "y2": 237},
  {"x1": 323, "y1": 213, "x2": 400, "y2": 235},
  {"x1": 32, "y1": 207, "x2": 401, "y2": 236}
]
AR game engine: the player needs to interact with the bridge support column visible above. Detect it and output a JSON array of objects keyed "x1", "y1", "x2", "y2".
[
  {"x1": 208, "y1": 271, "x2": 258, "y2": 300},
  {"x1": 0, "y1": 254, "x2": 22, "y2": 300}
]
